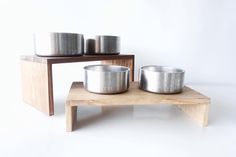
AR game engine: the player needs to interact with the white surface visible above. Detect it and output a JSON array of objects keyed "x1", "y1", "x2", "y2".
[
  {"x1": 1, "y1": 83, "x2": 236, "y2": 157},
  {"x1": 0, "y1": 0, "x2": 236, "y2": 157},
  {"x1": 0, "y1": 0, "x2": 236, "y2": 84}
]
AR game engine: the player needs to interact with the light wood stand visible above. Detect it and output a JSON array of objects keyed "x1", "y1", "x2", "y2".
[
  {"x1": 20, "y1": 54, "x2": 135, "y2": 116},
  {"x1": 66, "y1": 82, "x2": 210, "y2": 132}
]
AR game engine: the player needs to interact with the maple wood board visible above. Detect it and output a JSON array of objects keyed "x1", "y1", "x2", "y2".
[{"x1": 66, "y1": 82, "x2": 210, "y2": 131}]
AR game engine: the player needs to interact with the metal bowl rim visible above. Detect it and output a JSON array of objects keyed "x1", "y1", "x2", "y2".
[
  {"x1": 49, "y1": 32, "x2": 84, "y2": 36},
  {"x1": 84, "y1": 64, "x2": 130, "y2": 73},
  {"x1": 95, "y1": 35, "x2": 120, "y2": 38},
  {"x1": 140, "y1": 65, "x2": 185, "y2": 74}
]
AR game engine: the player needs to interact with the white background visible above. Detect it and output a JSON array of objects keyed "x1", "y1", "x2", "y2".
[{"x1": 0, "y1": 0, "x2": 236, "y2": 157}]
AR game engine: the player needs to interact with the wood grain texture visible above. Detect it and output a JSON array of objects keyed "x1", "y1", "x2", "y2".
[
  {"x1": 67, "y1": 82, "x2": 210, "y2": 106},
  {"x1": 66, "y1": 82, "x2": 210, "y2": 131},
  {"x1": 20, "y1": 60, "x2": 54, "y2": 115},
  {"x1": 66, "y1": 101, "x2": 77, "y2": 132},
  {"x1": 101, "y1": 57, "x2": 135, "y2": 81},
  {"x1": 20, "y1": 54, "x2": 134, "y2": 116},
  {"x1": 21, "y1": 54, "x2": 134, "y2": 64},
  {"x1": 177, "y1": 103, "x2": 209, "y2": 126}
]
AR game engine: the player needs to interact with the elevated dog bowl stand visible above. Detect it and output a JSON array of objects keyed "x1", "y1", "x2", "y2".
[
  {"x1": 20, "y1": 54, "x2": 134, "y2": 116},
  {"x1": 66, "y1": 82, "x2": 210, "y2": 132}
]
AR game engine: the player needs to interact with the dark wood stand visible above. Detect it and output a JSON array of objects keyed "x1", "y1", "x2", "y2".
[{"x1": 20, "y1": 54, "x2": 135, "y2": 116}]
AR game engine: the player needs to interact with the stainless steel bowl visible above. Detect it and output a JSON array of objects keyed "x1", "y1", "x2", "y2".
[
  {"x1": 139, "y1": 65, "x2": 185, "y2": 94},
  {"x1": 34, "y1": 32, "x2": 84, "y2": 56},
  {"x1": 95, "y1": 35, "x2": 120, "y2": 54},
  {"x1": 84, "y1": 65, "x2": 129, "y2": 94}
]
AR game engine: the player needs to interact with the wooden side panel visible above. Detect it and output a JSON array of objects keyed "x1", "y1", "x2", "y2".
[
  {"x1": 177, "y1": 103, "x2": 209, "y2": 127},
  {"x1": 20, "y1": 60, "x2": 54, "y2": 115},
  {"x1": 101, "y1": 58, "x2": 134, "y2": 81},
  {"x1": 66, "y1": 101, "x2": 77, "y2": 132}
]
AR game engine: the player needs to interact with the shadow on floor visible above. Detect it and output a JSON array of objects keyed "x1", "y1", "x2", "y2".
[
  {"x1": 74, "y1": 106, "x2": 133, "y2": 130},
  {"x1": 54, "y1": 99, "x2": 66, "y2": 116}
]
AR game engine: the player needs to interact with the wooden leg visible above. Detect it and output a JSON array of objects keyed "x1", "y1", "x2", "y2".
[
  {"x1": 101, "y1": 57, "x2": 135, "y2": 81},
  {"x1": 20, "y1": 60, "x2": 54, "y2": 116},
  {"x1": 177, "y1": 103, "x2": 209, "y2": 127},
  {"x1": 66, "y1": 102, "x2": 77, "y2": 132}
]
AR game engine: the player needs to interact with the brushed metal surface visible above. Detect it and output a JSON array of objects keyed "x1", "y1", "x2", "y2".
[
  {"x1": 139, "y1": 65, "x2": 185, "y2": 94},
  {"x1": 84, "y1": 65, "x2": 129, "y2": 94},
  {"x1": 95, "y1": 35, "x2": 120, "y2": 54},
  {"x1": 34, "y1": 32, "x2": 84, "y2": 56}
]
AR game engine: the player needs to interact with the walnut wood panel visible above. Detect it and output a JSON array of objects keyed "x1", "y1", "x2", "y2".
[
  {"x1": 21, "y1": 54, "x2": 134, "y2": 64},
  {"x1": 20, "y1": 54, "x2": 134, "y2": 116},
  {"x1": 20, "y1": 60, "x2": 54, "y2": 115}
]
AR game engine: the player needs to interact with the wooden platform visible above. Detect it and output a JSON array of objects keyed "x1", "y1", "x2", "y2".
[
  {"x1": 66, "y1": 82, "x2": 210, "y2": 132},
  {"x1": 21, "y1": 54, "x2": 135, "y2": 64},
  {"x1": 20, "y1": 54, "x2": 134, "y2": 116}
]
